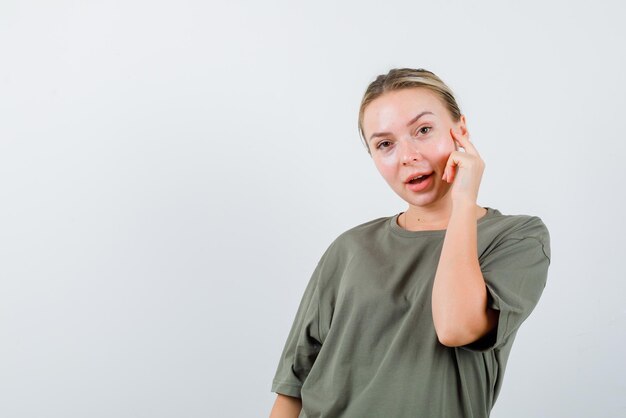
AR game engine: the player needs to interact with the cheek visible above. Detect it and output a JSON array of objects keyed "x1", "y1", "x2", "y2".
[
  {"x1": 373, "y1": 157, "x2": 396, "y2": 180},
  {"x1": 429, "y1": 137, "x2": 455, "y2": 166}
]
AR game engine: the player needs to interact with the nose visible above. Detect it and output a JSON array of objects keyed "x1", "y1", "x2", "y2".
[{"x1": 400, "y1": 140, "x2": 424, "y2": 165}]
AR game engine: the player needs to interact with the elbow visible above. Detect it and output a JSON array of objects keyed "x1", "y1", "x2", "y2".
[
  {"x1": 435, "y1": 311, "x2": 500, "y2": 348},
  {"x1": 435, "y1": 328, "x2": 465, "y2": 347},
  {"x1": 434, "y1": 320, "x2": 462, "y2": 347},
  {"x1": 434, "y1": 321, "x2": 480, "y2": 347}
]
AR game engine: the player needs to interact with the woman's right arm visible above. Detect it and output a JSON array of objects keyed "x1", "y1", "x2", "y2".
[{"x1": 269, "y1": 394, "x2": 302, "y2": 418}]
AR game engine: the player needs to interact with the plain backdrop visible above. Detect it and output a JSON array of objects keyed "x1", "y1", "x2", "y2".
[{"x1": 1, "y1": 1, "x2": 625, "y2": 417}]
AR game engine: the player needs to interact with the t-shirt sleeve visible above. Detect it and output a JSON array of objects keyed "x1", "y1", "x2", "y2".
[
  {"x1": 461, "y1": 218, "x2": 551, "y2": 352},
  {"x1": 271, "y1": 242, "x2": 336, "y2": 398}
]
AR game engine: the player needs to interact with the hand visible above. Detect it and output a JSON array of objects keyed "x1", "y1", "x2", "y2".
[{"x1": 442, "y1": 128, "x2": 485, "y2": 204}]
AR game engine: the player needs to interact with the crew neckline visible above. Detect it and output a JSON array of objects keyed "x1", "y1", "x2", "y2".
[{"x1": 388, "y1": 207, "x2": 499, "y2": 237}]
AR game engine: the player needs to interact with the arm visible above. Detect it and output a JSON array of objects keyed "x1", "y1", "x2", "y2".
[
  {"x1": 269, "y1": 394, "x2": 302, "y2": 418},
  {"x1": 431, "y1": 201, "x2": 498, "y2": 347},
  {"x1": 431, "y1": 126, "x2": 497, "y2": 347}
]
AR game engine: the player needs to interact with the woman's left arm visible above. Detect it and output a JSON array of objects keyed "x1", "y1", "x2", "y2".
[{"x1": 431, "y1": 128, "x2": 498, "y2": 347}]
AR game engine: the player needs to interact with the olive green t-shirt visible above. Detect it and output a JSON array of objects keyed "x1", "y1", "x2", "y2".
[{"x1": 271, "y1": 207, "x2": 551, "y2": 418}]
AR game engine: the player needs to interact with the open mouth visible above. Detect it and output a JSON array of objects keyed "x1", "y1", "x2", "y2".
[{"x1": 408, "y1": 173, "x2": 432, "y2": 184}]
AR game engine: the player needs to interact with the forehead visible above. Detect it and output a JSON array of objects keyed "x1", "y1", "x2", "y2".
[{"x1": 362, "y1": 87, "x2": 448, "y2": 133}]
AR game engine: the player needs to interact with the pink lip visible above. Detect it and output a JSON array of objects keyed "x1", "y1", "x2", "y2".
[
  {"x1": 404, "y1": 171, "x2": 433, "y2": 184},
  {"x1": 405, "y1": 173, "x2": 433, "y2": 192}
]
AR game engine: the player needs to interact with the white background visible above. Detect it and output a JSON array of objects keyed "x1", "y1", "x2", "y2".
[{"x1": 1, "y1": 1, "x2": 625, "y2": 417}]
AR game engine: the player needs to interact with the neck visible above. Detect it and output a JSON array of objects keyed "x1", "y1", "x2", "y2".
[
  {"x1": 404, "y1": 197, "x2": 454, "y2": 228},
  {"x1": 400, "y1": 198, "x2": 484, "y2": 231}
]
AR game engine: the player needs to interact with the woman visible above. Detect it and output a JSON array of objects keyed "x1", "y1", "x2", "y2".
[{"x1": 269, "y1": 68, "x2": 550, "y2": 418}]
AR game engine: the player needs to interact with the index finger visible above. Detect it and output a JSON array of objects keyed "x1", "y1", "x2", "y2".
[{"x1": 450, "y1": 128, "x2": 479, "y2": 157}]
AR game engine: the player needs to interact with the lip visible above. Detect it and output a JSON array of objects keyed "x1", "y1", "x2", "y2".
[
  {"x1": 404, "y1": 171, "x2": 433, "y2": 184},
  {"x1": 405, "y1": 173, "x2": 433, "y2": 192}
]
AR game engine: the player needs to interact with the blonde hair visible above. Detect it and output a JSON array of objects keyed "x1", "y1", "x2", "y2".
[{"x1": 358, "y1": 68, "x2": 462, "y2": 154}]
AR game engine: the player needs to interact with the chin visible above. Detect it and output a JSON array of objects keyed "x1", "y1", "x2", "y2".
[
  {"x1": 397, "y1": 191, "x2": 435, "y2": 207},
  {"x1": 400, "y1": 187, "x2": 448, "y2": 207},
  {"x1": 408, "y1": 197, "x2": 438, "y2": 208}
]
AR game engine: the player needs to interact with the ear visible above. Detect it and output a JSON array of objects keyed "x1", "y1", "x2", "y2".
[{"x1": 457, "y1": 115, "x2": 469, "y2": 139}]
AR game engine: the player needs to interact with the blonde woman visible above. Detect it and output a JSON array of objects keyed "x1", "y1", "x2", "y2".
[{"x1": 269, "y1": 68, "x2": 550, "y2": 418}]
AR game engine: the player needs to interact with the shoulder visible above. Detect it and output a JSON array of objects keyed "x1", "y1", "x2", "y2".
[
  {"x1": 309, "y1": 216, "x2": 391, "y2": 284},
  {"x1": 480, "y1": 207, "x2": 551, "y2": 259},
  {"x1": 335, "y1": 215, "x2": 391, "y2": 245},
  {"x1": 483, "y1": 207, "x2": 549, "y2": 240},
  {"x1": 320, "y1": 215, "x2": 392, "y2": 257}
]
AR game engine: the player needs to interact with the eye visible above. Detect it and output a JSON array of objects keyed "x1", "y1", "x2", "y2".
[
  {"x1": 415, "y1": 126, "x2": 432, "y2": 136},
  {"x1": 376, "y1": 140, "x2": 392, "y2": 150}
]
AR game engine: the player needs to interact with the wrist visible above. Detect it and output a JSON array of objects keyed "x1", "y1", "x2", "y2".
[{"x1": 451, "y1": 199, "x2": 477, "y2": 212}]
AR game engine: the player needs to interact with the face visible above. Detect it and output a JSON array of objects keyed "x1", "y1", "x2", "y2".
[{"x1": 362, "y1": 87, "x2": 468, "y2": 209}]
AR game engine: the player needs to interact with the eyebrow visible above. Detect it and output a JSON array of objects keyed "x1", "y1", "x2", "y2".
[{"x1": 368, "y1": 111, "x2": 435, "y2": 143}]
